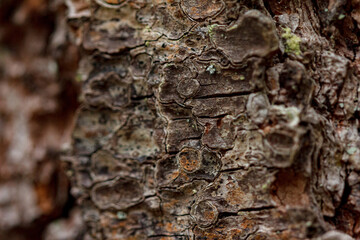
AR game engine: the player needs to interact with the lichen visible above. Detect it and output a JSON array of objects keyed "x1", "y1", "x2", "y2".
[
  {"x1": 338, "y1": 14, "x2": 345, "y2": 20},
  {"x1": 282, "y1": 27, "x2": 301, "y2": 55},
  {"x1": 116, "y1": 211, "x2": 127, "y2": 220},
  {"x1": 75, "y1": 73, "x2": 83, "y2": 82},
  {"x1": 207, "y1": 24, "x2": 218, "y2": 39},
  {"x1": 346, "y1": 146, "x2": 357, "y2": 155},
  {"x1": 206, "y1": 64, "x2": 216, "y2": 74}
]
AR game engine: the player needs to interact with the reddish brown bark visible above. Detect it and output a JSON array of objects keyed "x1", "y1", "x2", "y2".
[{"x1": 0, "y1": 0, "x2": 81, "y2": 239}]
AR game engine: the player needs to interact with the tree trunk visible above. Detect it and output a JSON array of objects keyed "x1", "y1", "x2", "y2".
[{"x1": 66, "y1": 0, "x2": 360, "y2": 239}]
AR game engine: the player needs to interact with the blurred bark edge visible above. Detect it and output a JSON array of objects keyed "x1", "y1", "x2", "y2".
[{"x1": 0, "y1": 0, "x2": 82, "y2": 239}]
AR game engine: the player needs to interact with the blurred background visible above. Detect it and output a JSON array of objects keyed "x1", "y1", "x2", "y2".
[{"x1": 0, "y1": 0, "x2": 84, "y2": 239}]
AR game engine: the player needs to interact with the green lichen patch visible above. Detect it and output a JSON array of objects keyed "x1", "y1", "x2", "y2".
[
  {"x1": 346, "y1": 146, "x2": 358, "y2": 155},
  {"x1": 281, "y1": 27, "x2": 302, "y2": 56},
  {"x1": 338, "y1": 14, "x2": 346, "y2": 20},
  {"x1": 116, "y1": 211, "x2": 127, "y2": 220},
  {"x1": 207, "y1": 24, "x2": 218, "y2": 39}
]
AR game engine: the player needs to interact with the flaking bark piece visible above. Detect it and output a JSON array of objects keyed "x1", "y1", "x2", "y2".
[
  {"x1": 94, "y1": 0, "x2": 125, "y2": 9},
  {"x1": 175, "y1": 147, "x2": 221, "y2": 184},
  {"x1": 166, "y1": 118, "x2": 204, "y2": 152},
  {"x1": 91, "y1": 177, "x2": 144, "y2": 210},
  {"x1": 181, "y1": 0, "x2": 225, "y2": 21},
  {"x1": 221, "y1": 130, "x2": 265, "y2": 170},
  {"x1": 211, "y1": 10, "x2": 279, "y2": 64},
  {"x1": 200, "y1": 116, "x2": 235, "y2": 150},
  {"x1": 190, "y1": 200, "x2": 219, "y2": 228},
  {"x1": 158, "y1": 64, "x2": 193, "y2": 104},
  {"x1": 157, "y1": 103, "x2": 193, "y2": 120},
  {"x1": 136, "y1": 3, "x2": 194, "y2": 40},
  {"x1": 156, "y1": 148, "x2": 221, "y2": 187},
  {"x1": 129, "y1": 53, "x2": 152, "y2": 79},
  {"x1": 246, "y1": 93, "x2": 270, "y2": 125},
  {"x1": 263, "y1": 126, "x2": 305, "y2": 168},
  {"x1": 193, "y1": 208, "x2": 325, "y2": 239},
  {"x1": 193, "y1": 62, "x2": 258, "y2": 98},
  {"x1": 72, "y1": 109, "x2": 127, "y2": 155},
  {"x1": 186, "y1": 95, "x2": 248, "y2": 118},
  {"x1": 158, "y1": 180, "x2": 208, "y2": 216},
  {"x1": 83, "y1": 21, "x2": 143, "y2": 53},
  {"x1": 111, "y1": 126, "x2": 160, "y2": 161},
  {"x1": 90, "y1": 150, "x2": 142, "y2": 182},
  {"x1": 84, "y1": 71, "x2": 131, "y2": 109},
  {"x1": 195, "y1": 168, "x2": 276, "y2": 213}
]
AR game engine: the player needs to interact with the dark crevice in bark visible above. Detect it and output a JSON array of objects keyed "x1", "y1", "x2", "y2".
[
  {"x1": 237, "y1": 206, "x2": 276, "y2": 212},
  {"x1": 130, "y1": 94, "x2": 154, "y2": 100},
  {"x1": 217, "y1": 211, "x2": 239, "y2": 218},
  {"x1": 148, "y1": 235, "x2": 189, "y2": 239},
  {"x1": 334, "y1": 169, "x2": 351, "y2": 216},
  {"x1": 263, "y1": 0, "x2": 275, "y2": 17},
  {"x1": 194, "y1": 91, "x2": 256, "y2": 100},
  {"x1": 197, "y1": 114, "x2": 228, "y2": 119},
  {"x1": 218, "y1": 206, "x2": 276, "y2": 219},
  {"x1": 219, "y1": 167, "x2": 248, "y2": 173}
]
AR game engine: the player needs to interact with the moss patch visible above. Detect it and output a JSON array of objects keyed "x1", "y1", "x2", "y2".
[{"x1": 282, "y1": 27, "x2": 301, "y2": 55}]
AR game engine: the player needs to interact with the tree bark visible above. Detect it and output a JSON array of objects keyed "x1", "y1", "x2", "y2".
[
  {"x1": 0, "y1": 0, "x2": 81, "y2": 239},
  {"x1": 66, "y1": 0, "x2": 360, "y2": 239}
]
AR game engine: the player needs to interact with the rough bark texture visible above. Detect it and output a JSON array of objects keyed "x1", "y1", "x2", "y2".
[
  {"x1": 31, "y1": 0, "x2": 360, "y2": 239},
  {"x1": 65, "y1": 0, "x2": 360, "y2": 239}
]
